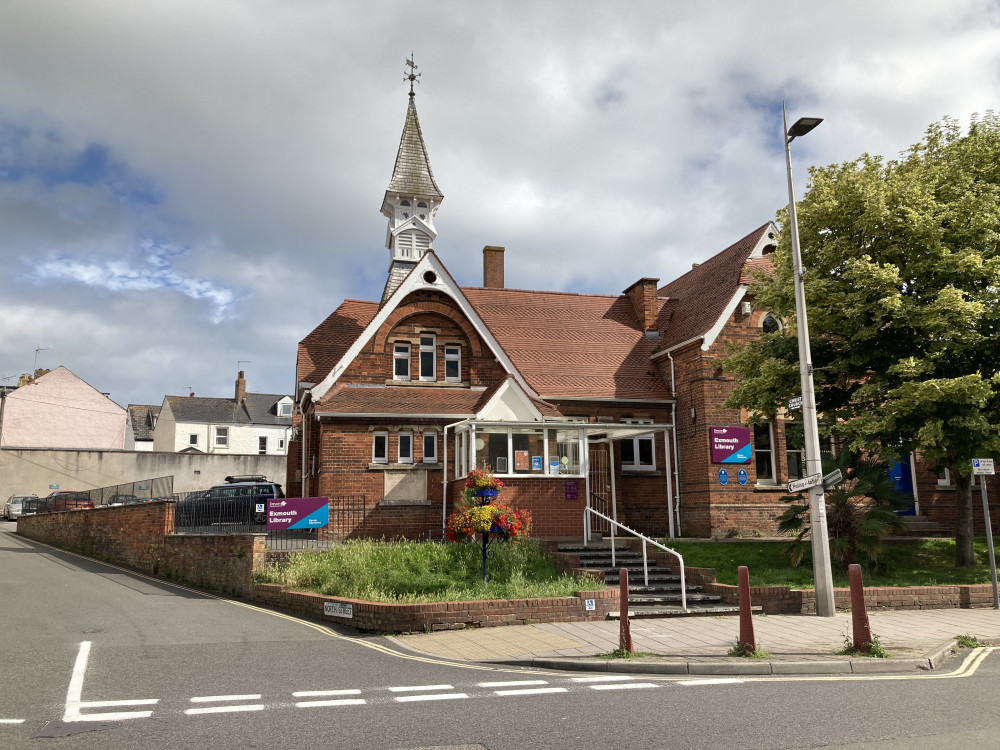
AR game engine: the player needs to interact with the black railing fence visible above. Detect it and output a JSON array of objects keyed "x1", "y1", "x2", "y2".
[
  {"x1": 173, "y1": 494, "x2": 367, "y2": 551},
  {"x1": 85, "y1": 476, "x2": 176, "y2": 506}
]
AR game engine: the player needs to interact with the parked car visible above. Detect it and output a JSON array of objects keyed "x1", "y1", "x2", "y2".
[
  {"x1": 174, "y1": 476, "x2": 284, "y2": 528},
  {"x1": 108, "y1": 494, "x2": 143, "y2": 506},
  {"x1": 3, "y1": 494, "x2": 38, "y2": 520},
  {"x1": 37, "y1": 491, "x2": 95, "y2": 513}
]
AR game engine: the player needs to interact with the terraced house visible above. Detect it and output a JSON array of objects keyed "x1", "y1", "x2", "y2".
[{"x1": 286, "y1": 78, "x2": 834, "y2": 542}]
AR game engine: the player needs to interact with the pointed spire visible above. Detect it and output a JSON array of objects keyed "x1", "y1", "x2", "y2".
[{"x1": 379, "y1": 56, "x2": 444, "y2": 305}]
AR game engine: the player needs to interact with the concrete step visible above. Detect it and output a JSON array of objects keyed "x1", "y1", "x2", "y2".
[
  {"x1": 604, "y1": 572, "x2": 680, "y2": 584},
  {"x1": 608, "y1": 604, "x2": 763, "y2": 619}
]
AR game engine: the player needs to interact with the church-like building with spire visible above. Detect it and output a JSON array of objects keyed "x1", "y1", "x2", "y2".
[{"x1": 286, "y1": 61, "x2": 956, "y2": 541}]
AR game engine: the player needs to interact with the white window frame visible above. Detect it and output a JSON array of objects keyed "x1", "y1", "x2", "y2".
[
  {"x1": 258, "y1": 436, "x2": 267, "y2": 455},
  {"x1": 620, "y1": 418, "x2": 655, "y2": 471},
  {"x1": 393, "y1": 342, "x2": 411, "y2": 381},
  {"x1": 278, "y1": 402, "x2": 293, "y2": 417},
  {"x1": 398, "y1": 431, "x2": 413, "y2": 464},
  {"x1": 423, "y1": 432, "x2": 438, "y2": 463},
  {"x1": 214, "y1": 427, "x2": 229, "y2": 448},
  {"x1": 444, "y1": 345, "x2": 461, "y2": 382},
  {"x1": 189, "y1": 434, "x2": 198, "y2": 446},
  {"x1": 419, "y1": 335, "x2": 436, "y2": 381},
  {"x1": 754, "y1": 422, "x2": 776, "y2": 484},
  {"x1": 278, "y1": 438, "x2": 285, "y2": 450},
  {"x1": 373, "y1": 431, "x2": 388, "y2": 464}
]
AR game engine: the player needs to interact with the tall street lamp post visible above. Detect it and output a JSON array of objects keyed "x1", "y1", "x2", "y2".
[{"x1": 783, "y1": 105, "x2": 836, "y2": 617}]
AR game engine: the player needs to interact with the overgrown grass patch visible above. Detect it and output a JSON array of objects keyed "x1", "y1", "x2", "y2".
[
  {"x1": 255, "y1": 539, "x2": 599, "y2": 603},
  {"x1": 664, "y1": 538, "x2": 997, "y2": 588}
]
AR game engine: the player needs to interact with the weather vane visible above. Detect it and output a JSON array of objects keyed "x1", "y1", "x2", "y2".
[{"x1": 404, "y1": 54, "x2": 421, "y2": 98}]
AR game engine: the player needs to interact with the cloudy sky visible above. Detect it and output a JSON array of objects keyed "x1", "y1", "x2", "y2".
[{"x1": 1, "y1": 0, "x2": 998, "y2": 408}]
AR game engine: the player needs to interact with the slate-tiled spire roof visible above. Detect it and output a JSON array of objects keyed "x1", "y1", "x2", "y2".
[{"x1": 384, "y1": 98, "x2": 443, "y2": 201}]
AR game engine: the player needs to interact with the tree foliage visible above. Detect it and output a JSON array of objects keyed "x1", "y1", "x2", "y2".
[
  {"x1": 778, "y1": 450, "x2": 913, "y2": 571},
  {"x1": 724, "y1": 113, "x2": 1000, "y2": 567}
]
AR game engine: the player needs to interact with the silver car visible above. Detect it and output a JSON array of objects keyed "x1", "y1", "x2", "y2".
[{"x1": 3, "y1": 494, "x2": 38, "y2": 520}]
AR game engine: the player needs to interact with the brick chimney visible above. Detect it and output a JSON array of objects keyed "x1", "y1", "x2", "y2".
[
  {"x1": 235, "y1": 371, "x2": 246, "y2": 403},
  {"x1": 623, "y1": 278, "x2": 661, "y2": 337},
  {"x1": 483, "y1": 246, "x2": 505, "y2": 289}
]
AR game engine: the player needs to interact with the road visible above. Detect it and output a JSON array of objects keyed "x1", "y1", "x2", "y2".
[{"x1": 3, "y1": 523, "x2": 1000, "y2": 749}]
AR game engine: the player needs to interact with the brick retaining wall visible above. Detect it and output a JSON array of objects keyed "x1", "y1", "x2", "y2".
[{"x1": 251, "y1": 584, "x2": 618, "y2": 632}]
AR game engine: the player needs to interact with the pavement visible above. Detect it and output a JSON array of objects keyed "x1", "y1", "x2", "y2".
[{"x1": 389, "y1": 608, "x2": 1000, "y2": 675}]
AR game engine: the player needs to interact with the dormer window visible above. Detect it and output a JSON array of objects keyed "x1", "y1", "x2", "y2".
[
  {"x1": 445, "y1": 346, "x2": 461, "y2": 382},
  {"x1": 278, "y1": 402, "x2": 293, "y2": 417},
  {"x1": 394, "y1": 342, "x2": 411, "y2": 380},
  {"x1": 419, "y1": 335, "x2": 436, "y2": 380}
]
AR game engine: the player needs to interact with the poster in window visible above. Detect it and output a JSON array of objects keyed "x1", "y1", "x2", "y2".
[
  {"x1": 565, "y1": 480, "x2": 578, "y2": 500},
  {"x1": 515, "y1": 450, "x2": 530, "y2": 471}
]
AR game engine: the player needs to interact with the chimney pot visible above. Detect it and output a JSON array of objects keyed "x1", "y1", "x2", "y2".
[{"x1": 483, "y1": 246, "x2": 505, "y2": 289}]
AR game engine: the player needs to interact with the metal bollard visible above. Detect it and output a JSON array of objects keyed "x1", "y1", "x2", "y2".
[
  {"x1": 738, "y1": 565, "x2": 756, "y2": 652},
  {"x1": 619, "y1": 567, "x2": 633, "y2": 653}
]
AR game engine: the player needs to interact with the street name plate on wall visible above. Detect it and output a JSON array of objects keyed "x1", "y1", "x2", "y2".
[
  {"x1": 710, "y1": 426, "x2": 752, "y2": 464},
  {"x1": 324, "y1": 602, "x2": 353, "y2": 619}
]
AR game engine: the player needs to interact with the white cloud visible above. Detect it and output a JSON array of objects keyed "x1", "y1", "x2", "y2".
[{"x1": 0, "y1": 0, "x2": 998, "y2": 406}]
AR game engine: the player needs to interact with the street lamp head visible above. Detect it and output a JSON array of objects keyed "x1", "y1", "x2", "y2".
[{"x1": 787, "y1": 117, "x2": 823, "y2": 139}]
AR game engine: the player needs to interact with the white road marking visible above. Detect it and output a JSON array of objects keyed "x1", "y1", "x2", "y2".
[
  {"x1": 62, "y1": 641, "x2": 156, "y2": 722},
  {"x1": 185, "y1": 705, "x2": 265, "y2": 715},
  {"x1": 589, "y1": 682, "x2": 659, "y2": 691},
  {"x1": 494, "y1": 687, "x2": 568, "y2": 696},
  {"x1": 0, "y1": 720, "x2": 25, "y2": 724},
  {"x1": 677, "y1": 678, "x2": 744, "y2": 686},
  {"x1": 296, "y1": 699, "x2": 367, "y2": 708},
  {"x1": 394, "y1": 693, "x2": 468, "y2": 703},
  {"x1": 570, "y1": 675, "x2": 636, "y2": 682},
  {"x1": 292, "y1": 689, "x2": 362, "y2": 697},
  {"x1": 477, "y1": 680, "x2": 549, "y2": 688},
  {"x1": 189, "y1": 694, "x2": 262, "y2": 703},
  {"x1": 388, "y1": 684, "x2": 453, "y2": 692}
]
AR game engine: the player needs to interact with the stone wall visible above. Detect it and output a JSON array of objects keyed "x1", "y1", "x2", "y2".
[{"x1": 16, "y1": 503, "x2": 264, "y2": 596}]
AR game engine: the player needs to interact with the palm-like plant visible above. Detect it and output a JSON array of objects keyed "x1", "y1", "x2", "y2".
[{"x1": 778, "y1": 450, "x2": 914, "y2": 570}]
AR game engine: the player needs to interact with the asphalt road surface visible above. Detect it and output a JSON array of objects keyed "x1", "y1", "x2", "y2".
[{"x1": 3, "y1": 524, "x2": 1000, "y2": 750}]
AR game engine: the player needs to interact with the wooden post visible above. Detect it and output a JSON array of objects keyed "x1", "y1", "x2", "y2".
[
  {"x1": 738, "y1": 565, "x2": 756, "y2": 652},
  {"x1": 849, "y1": 563, "x2": 873, "y2": 651},
  {"x1": 619, "y1": 567, "x2": 632, "y2": 653}
]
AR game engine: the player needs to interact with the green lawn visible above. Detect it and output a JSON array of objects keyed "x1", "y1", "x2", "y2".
[
  {"x1": 255, "y1": 538, "x2": 599, "y2": 603},
  {"x1": 664, "y1": 538, "x2": 998, "y2": 588}
]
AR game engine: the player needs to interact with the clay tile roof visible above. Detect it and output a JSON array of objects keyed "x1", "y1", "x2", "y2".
[
  {"x1": 657, "y1": 222, "x2": 773, "y2": 350},
  {"x1": 385, "y1": 100, "x2": 443, "y2": 199},
  {"x1": 314, "y1": 385, "x2": 483, "y2": 416},
  {"x1": 297, "y1": 299, "x2": 379, "y2": 386},
  {"x1": 462, "y1": 288, "x2": 671, "y2": 400}
]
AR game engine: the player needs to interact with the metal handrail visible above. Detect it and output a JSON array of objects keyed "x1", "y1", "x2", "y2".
[{"x1": 583, "y1": 507, "x2": 687, "y2": 611}]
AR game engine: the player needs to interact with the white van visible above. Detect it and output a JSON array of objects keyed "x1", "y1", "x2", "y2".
[{"x1": 3, "y1": 494, "x2": 38, "y2": 520}]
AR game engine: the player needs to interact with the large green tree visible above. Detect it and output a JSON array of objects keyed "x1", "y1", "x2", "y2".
[{"x1": 724, "y1": 114, "x2": 1000, "y2": 567}]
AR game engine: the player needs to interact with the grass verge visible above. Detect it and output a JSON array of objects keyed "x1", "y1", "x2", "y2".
[
  {"x1": 662, "y1": 538, "x2": 998, "y2": 588},
  {"x1": 255, "y1": 538, "x2": 599, "y2": 603}
]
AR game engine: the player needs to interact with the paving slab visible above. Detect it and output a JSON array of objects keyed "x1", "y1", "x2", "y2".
[{"x1": 389, "y1": 607, "x2": 1000, "y2": 675}]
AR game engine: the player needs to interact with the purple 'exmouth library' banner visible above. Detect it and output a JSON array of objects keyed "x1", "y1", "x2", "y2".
[
  {"x1": 710, "y1": 426, "x2": 752, "y2": 464},
  {"x1": 267, "y1": 497, "x2": 329, "y2": 530}
]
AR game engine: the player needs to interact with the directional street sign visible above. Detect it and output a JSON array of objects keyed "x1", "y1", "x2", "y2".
[
  {"x1": 788, "y1": 472, "x2": 822, "y2": 493},
  {"x1": 972, "y1": 458, "x2": 995, "y2": 476},
  {"x1": 823, "y1": 469, "x2": 843, "y2": 488}
]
